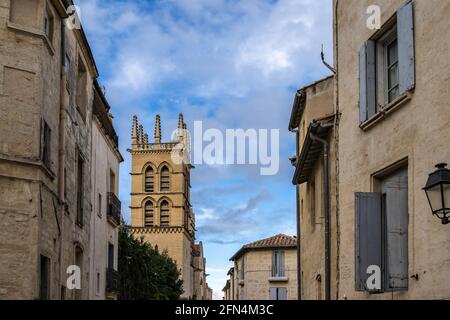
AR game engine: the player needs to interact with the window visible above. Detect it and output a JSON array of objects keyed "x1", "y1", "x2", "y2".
[
  {"x1": 145, "y1": 166, "x2": 154, "y2": 192},
  {"x1": 39, "y1": 255, "x2": 50, "y2": 300},
  {"x1": 76, "y1": 152, "x2": 84, "y2": 227},
  {"x1": 239, "y1": 258, "x2": 244, "y2": 281},
  {"x1": 41, "y1": 120, "x2": 51, "y2": 168},
  {"x1": 108, "y1": 243, "x2": 114, "y2": 270},
  {"x1": 44, "y1": 4, "x2": 54, "y2": 43},
  {"x1": 359, "y1": 1, "x2": 415, "y2": 124},
  {"x1": 109, "y1": 170, "x2": 116, "y2": 194},
  {"x1": 96, "y1": 272, "x2": 100, "y2": 295},
  {"x1": 64, "y1": 54, "x2": 71, "y2": 92},
  {"x1": 269, "y1": 288, "x2": 287, "y2": 300},
  {"x1": 98, "y1": 193, "x2": 102, "y2": 218},
  {"x1": 10, "y1": 0, "x2": 39, "y2": 28},
  {"x1": 160, "y1": 200, "x2": 170, "y2": 226},
  {"x1": 355, "y1": 166, "x2": 408, "y2": 292},
  {"x1": 76, "y1": 57, "x2": 87, "y2": 119},
  {"x1": 160, "y1": 166, "x2": 170, "y2": 191},
  {"x1": 272, "y1": 251, "x2": 285, "y2": 277},
  {"x1": 144, "y1": 201, "x2": 154, "y2": 227}
]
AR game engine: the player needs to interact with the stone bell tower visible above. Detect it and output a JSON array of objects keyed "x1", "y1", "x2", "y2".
[{"x1": 128, "y1": 114, "x2": 195, "y2": 299}]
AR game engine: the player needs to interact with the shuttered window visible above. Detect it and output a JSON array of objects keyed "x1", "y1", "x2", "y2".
[
  {"x1": 355, "y1": 167, "x2": 409, "y2": 292},
  {"x1": 160, "y1": 166, "x2": 170, "y2": 191},
  {"x1": 144, "y1": 201, "x2": 154, "y2": 227},
  {"x1": 145, "y1": 166, "x2": 154, "y2": 192},
  {"x1": 269, "y1": 288, "x2": 287, "y2": 300},
  {"x1": 160, "y1": 200, "x2": 170, "y2": 226},
  {"x1": 272, "y1": 251, "x2": 285, "y2": 277},
  {"x1": 359, "y1": 0, "x2": 415, "y2": 124}
]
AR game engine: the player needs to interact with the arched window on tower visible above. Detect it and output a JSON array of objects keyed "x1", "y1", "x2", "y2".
[
  {"x1": 160, "y1": 200, "x2": 170, "y2": 226},
  {"x1": 160, "y1": 166, "x2": 170, "y2": 191},
  {"x1": 145, "y1": 166, "x2": 154, "y2": 192},
  {"x1": 144, "y1": 201, "x2": 154, "y2": 226}
]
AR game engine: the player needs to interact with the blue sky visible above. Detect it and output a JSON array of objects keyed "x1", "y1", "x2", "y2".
[{"x1": 76, "y1": 0, "x2": 333, "y2": 299}]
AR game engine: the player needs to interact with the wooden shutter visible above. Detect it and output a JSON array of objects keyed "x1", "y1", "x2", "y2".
[
  {"x1": 279, "y1": 251, "x2": 285, "y2": 277},
  {"x1": 278, "y1": 288, "x2": 287, "y2": 300},
  {"x1": 397, "y1": 0, "x2": 415, "y2": 93},
  {"x1": 272, "y1": 252, "x2": 277, "y2": 277},
  {"x1": 382, "y1": 168, "x2": 409, "y2": 290},
  {"x1": 269, "y1": 288, "x2": 277, "y2": 300},
  {"x1": 355, "y1": 192, "x2": 383, "y2": 292},
  {"x1": 359, "y1": 41, "x2": 377, "y2": 124}
]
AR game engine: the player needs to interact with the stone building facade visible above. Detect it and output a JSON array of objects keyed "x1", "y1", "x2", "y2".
[
  {"x1": 225, "y1": 234, "x2": 298, "y2": 300},
  {"x1": 128, "y1": 114, "x2": 203, "y2": 299},
  {"x1": 289, "y1": 76, "x2": 336, "y2": 300},
  {"x1": 193, "y1": 241, "x2": 211, "y2": 300},
  {"x1": 88, "y1": 81, "x2": 123, "y2": 300},
  {"x1": 290, "y1": 0, "x2": 450, "y2": 300},
  {"x1": 0, "y1": 0, "x2": 121, "y2": 299}
]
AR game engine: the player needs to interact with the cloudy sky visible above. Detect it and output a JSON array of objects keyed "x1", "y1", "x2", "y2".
[{"x1": 76, "y1": 0, "x2": 333, "y2": 299}]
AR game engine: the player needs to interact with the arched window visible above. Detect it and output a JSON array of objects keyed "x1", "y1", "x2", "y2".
[
  {"x1": 145, "y1": 166, "x2": 154, "y2": 192},
  {"x1": 160, "y1": 166, "x2": 170, "y2": 191},
  {"x1": 144, "y1": 201, "x2": 154, "y2": 226},
  {"x1": 160, "y1": 200, "x2": 170, "y2": 226}
]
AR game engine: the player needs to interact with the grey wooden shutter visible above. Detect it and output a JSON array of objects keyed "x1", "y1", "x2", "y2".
[
  {"x1": 272, "y1": 252, "x2": 276, "y2": 277},
  {"x1": 359, "y1": 40, "x2": 377, "y2": 124},
  {"x1": 269, "y1": 288, "x2": 277, "y2": 300},
  {"x1": 355, "y1": 192, "x2": 383, "y2": 292},
  {"x1": 279, "y1": 251, "x2": 285, "y2": 276},
  {"x1": 397, "y1": 0, "x2": 415, "y2": 93},
  {"x1": 382, "y1": 168, "x2": 409, "y2": 290},
  {"x1": 278, "y1": 288, "x2": 287, "y2": 300}
]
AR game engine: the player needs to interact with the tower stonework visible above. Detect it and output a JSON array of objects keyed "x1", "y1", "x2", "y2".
[{"x1": 128, "y1": 114, "x2": 195, "y2": 299}]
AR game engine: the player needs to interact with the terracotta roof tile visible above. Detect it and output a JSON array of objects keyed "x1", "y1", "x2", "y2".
[{"x1": 230, "y1": 234, "x2": 297, "y2": 261}]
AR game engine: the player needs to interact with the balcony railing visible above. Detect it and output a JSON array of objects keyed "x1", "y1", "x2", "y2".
[
  {"x1": 106, "y1": 268, "x2": 120, "y2": 294},
  {"x1": 107, "y1": 192, "x2": 121, "y2": 227}
]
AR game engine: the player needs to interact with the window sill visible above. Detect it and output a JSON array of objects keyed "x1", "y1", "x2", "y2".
[
  {"x1": 238, "y1": 280, "x2": 244, "y2": 286},
  {"x1": 268, "y1": 276, "x2": 289, "y2": 282},
  {"x1": 7, "y1": 21, "x2": 55, "y2": 56},
  {"x1": 360, "y1": 91, "x2": 412, "y2": 131}
]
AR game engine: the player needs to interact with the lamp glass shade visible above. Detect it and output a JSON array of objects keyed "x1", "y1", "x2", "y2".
[
  {"x1": 444, "y1": 183, "x2": 450, "y2": 212},
  {"x1": 425, "y1": 184, "x2": 442, "y2": 213}
]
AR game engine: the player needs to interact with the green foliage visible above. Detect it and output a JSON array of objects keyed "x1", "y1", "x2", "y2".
[{"x1": 118, "y1": 227, "x2": 183, "y2": 300}]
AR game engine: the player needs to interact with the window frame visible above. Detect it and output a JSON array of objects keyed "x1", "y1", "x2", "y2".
[{"x1": 376, "y1": 26, "x2": 399, "y2": 107}]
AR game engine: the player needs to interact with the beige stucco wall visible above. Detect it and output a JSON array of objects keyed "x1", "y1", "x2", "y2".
[
  {"x1": 88, "y1": 120, "x2": 121, "y2": 300},
  {"x1": 233, "y1": 249, "x2": 297, "y2": 300},
  {"x1": 335, "y1": 0, "x2": 450, "y2": 299}
]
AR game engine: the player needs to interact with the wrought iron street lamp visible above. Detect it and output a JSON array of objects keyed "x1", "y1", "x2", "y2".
[{"x1": 423, "y1": 163, "x2": 450, "y2": 225}]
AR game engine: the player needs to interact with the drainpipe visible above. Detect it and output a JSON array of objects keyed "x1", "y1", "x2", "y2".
[
  {"x1": 310, "y1": 131, "x2": 330, "y2": 300},
  {"x1": 294, "y1": 128, "x2": 302, "y2": 300}
]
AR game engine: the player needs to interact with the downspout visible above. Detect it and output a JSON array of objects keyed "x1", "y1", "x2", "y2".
[
  {"x1": 57, "y1": 21, "x2": 67, "y2": 299},
  {"x1": 310, "y1": 132, "x2": 331, "y2": 301},
  {"x1": 294, "y1": 128, "x2": 302, "y2": 300},
  {"x1": 333, "y1": 0, "x2": 341, "y2": 300}
]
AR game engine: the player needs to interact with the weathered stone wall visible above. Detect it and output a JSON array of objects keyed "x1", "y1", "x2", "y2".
[
  {"x1": 335, "y1": 0, "x2": 450, "y2": 299},
  {"x1": 0, "y1": 0, "x2": 97, "y2": 299},
  {"x1": 236, "y1": 249, "x2": 297, "y2": 300},
  {"x1": 296, "y1": 77, "x2": 336, "y2": 300}
]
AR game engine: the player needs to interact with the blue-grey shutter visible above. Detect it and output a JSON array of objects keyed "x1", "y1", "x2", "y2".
[
  {"x1": 397, "y1": 0, "x2": 415, "y2": 93},
  {"x1": 278, "y1": 288, "x2": 287, "y2": 300},
  {"x1": 355, "y1": 192, "x2": 383, "y2": 292},
  {"x1": 382, "y1": 168, "x2": 408, "y2": 290},
  {"x1": 359, "y1": 41, "x2": 377, "y2": 124},
  {"x1": 279, "y1": 251, "x2": 285, "y2": 277},
  {"x1": 269, "y1": 288, "x2": 277, "y2": 300},
  {"x1": 272, "y1": 252, "x2": 276, "y2": 276}
]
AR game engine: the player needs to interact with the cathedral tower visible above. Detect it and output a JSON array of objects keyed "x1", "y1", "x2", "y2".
[{"x1": 128, "y1": 114, "x2": 195, "y2": 298}]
